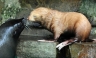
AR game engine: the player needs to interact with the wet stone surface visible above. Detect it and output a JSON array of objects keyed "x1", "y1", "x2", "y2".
[
  {"x1": 16, "y1": 35, "x2": 57, "y2": 58},
  {"x1": 69, "y1": 42, "x2": 96, "y2": 58}
]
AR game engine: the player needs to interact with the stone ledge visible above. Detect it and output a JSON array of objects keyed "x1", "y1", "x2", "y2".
[{"x1": 16, "y1": 35, "x2": 96, "y2": 58}]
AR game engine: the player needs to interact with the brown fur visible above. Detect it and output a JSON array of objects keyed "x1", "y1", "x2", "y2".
[{"x1": 28, "y1": 7, "x2": 91, "y2": 42}]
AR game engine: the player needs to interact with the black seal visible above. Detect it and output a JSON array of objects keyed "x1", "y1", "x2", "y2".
[{"x1": 0, "y1": 18, "x2": 25, "y2": 58}]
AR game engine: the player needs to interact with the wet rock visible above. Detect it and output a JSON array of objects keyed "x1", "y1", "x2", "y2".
[
  {"x1": 69, "y1": 42, "x2": 96, "y2": 58},
  {"x1": 16, "y1": 35, "x2": 57, "y2": 58}
]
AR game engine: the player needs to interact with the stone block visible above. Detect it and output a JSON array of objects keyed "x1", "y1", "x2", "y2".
[
  {"x1": 16, "y1": 35, "x2": 57, "y2": 58},
  {"x1": 69, "y1": 42, "x2": 96, "y2": 58}
]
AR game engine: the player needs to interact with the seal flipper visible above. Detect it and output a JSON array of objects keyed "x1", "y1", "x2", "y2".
[{"x1": 56, "y1": 38, "x2": 78, "y2": 50}]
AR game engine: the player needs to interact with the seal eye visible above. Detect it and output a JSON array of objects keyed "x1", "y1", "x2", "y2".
[{"x1": 14, "y1": 31, "x2": 17, "y2": 35}]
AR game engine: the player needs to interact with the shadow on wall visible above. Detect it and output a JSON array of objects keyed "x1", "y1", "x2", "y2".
[{"x1": 19, "y1": 0, "x2": 81, "y2": 11}]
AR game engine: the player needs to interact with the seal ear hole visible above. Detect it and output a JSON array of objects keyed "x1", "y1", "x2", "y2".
[{"x1": 33, "y1": 15, "x2": 37, "y2": 19}]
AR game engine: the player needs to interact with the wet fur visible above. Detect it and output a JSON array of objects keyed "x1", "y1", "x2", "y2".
[
  {"x1": 28, "y1": 7, "x2": 91, "y2": 42},
  {"x1": 0, "y1": 18, "x2": 25, "y2": 58}
]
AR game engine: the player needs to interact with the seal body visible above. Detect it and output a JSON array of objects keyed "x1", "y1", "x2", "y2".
[
  {"x1": 28, "y1": 7, "x2": 91, "y2": 43},
  {"x1": 0, "y1": 18, "x2": 25, "y2": 58}
]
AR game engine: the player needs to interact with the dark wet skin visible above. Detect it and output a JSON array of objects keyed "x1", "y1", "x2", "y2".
[{"x1": 0, "y1": 18, "x2": 26, "y2": 58}]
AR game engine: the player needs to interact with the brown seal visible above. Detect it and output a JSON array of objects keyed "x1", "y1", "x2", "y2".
[{"x1": 28, "y1": 7, "x2": 91, "y2": 44}]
